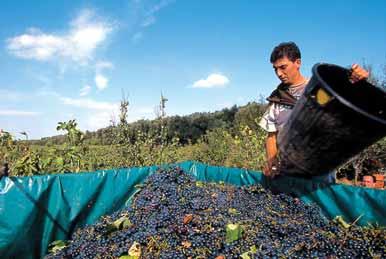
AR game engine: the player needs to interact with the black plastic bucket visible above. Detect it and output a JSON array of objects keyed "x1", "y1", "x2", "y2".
[{"x1": 278, "y1": 63, "x2": 386, "y2": 177}]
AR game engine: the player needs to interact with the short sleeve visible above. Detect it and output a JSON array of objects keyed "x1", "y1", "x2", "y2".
[{"x1": 258, "y1": 103, "x2": 278, "y2": 132}]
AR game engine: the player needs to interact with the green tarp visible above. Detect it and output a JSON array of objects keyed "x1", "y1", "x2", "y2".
[{"x1": 0, "y1": 161, "x2": 385, "y2": 258}]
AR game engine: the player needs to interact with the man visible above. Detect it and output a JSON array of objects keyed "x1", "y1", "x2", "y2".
[{"x1": 259, "y1": 42, "x2": 369, "y2": 178}]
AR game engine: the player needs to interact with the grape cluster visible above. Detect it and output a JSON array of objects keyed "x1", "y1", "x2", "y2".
[{"x1": 46, "y1": 167, "x2": 385, "y2": 258}]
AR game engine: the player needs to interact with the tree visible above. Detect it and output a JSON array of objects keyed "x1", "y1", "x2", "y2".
[
  {"x1": 0, "y1": 130, "x2": 14, "y2": 148},
  {"x1": 56, "y1": 120, "x2": 84, "y2": 146},
  {"x1": 234, "y1": 102, "x2": 266, "y2": 132},
  {"x1": 116, "y1": 92, "x2": 130, "y2": 144}
]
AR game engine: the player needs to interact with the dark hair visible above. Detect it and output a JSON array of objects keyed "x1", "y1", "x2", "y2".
[{"x1": 270, "y1": 42, "x2": 301, "y2": 63}]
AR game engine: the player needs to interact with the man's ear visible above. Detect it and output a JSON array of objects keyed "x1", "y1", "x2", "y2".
[{"x1": 295, "y1": 58, "x2": 301, "y2": 69}]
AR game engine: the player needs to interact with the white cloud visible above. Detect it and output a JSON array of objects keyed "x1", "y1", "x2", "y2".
[
  {"x1": 6, "y1": 9, "x2": 113, "y2": 64},
  {"x1": 131, "y1": 0, "x2": 175, "y2": 28},
  {"x1": 137, "y1": 0, "x2": 175, "y2": 27},
  {"x1": 147, "y1": 0, "x2": 175, "y2": 16},
  {"x1": 0, "y1": 109, "x2": 40, "y2": 116},
  {"x1": 192, "y1": 73, "x2": 230, "y2": 88},
  {"x1": 96, "y1": 61, "x2": 114, "y2": 71},
  {"x1": 80, "y1": 85, "x2": 91, "y2": 96},
  {"x1": 60, "y1": 97, "x2": 118, "y2": 110},
  {"x1": 7, "y1": 33, "x2": 65, "y2": 60},
  {"x1": 136, "y1": 107, "x2": 154, "y2": 114},
  {"x1": 95, "y1": 74, "x2": 109, "y2": 90},
  {"x1": 35, "y1": 89, "x2": 60, "y2": 97},
  {"x1": 85, "y1": 105, "x2": 154, "y2": 130},
  {"x1": 86, "y1": 111, "x2": 115, "y2": 130},
  {"x1": 126, "y1": 0, "x2": 175, "y2": 47},
  {"x1": 93, "y1": 60, "x2": 113, "y2": 90}
]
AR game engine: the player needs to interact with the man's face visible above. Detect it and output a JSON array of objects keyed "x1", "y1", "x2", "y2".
[{"x1": 272, "y1": 56, "x2": 301, "y2": 85}]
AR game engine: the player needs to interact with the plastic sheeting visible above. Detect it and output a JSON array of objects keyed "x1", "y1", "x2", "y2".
[{"x1": 0, "y1": 161, "x2": 385, "y2": 258}]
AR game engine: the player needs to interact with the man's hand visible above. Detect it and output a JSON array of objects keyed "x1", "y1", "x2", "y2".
[
  {"x1": 349, "y1": 64, "x2": 369, "y2": 83},
  {"x1": 263, "y1": 163, "x2": 271, "y2": 176},
  {"x1": 263, "y1": 158, "x2": 280, "y2": 178},
  {"x1": 264, "y1": 132, "x2": 279, "y2": 178}
]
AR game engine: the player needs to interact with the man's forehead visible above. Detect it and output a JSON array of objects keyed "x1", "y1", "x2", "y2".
[{"x1": 272, "y1": 57, "x2": 291, "y2": 67}]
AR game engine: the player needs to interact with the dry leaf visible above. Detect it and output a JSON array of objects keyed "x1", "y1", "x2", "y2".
[
  {"x1": 128, "y1": 241, "x2": 141, "y2": 258},
  {"x1": 182, "y1": 241, "x2": 192, "y2": 248},
  {"x1": 183, "y1": 214, "x2": 193, "y2": 225}
]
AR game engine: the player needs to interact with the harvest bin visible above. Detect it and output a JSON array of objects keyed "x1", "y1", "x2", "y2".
[
  {"x1": 278, "y1": 63, "x2": 386, "y2": 176},
  {"x1": 1, "y1": 161, "x2": 386, "y2": 258}
]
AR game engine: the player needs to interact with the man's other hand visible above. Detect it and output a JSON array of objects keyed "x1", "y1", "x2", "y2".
[
  {"x1": 349, "y1": 64, "x2": 369, "y2": 83},
  {"x1": 263, "y1": 159, "x2": 280, "y2": 178},
  {"x1": 263, "y1": 163, "x2": 271, "y2": 176}
]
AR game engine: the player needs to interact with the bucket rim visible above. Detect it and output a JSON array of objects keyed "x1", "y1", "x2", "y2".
[{"x1": 312, "y1": 63, "x2": 386, "y2": 125}]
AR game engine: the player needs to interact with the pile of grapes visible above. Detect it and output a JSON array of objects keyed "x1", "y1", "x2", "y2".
[{"x1": 46, "y1": 167, "x2": 385, "y2": 258}]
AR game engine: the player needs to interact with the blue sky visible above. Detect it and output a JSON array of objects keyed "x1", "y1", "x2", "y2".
[{"x1": 1, "y1": 0, "x2": 386, "y2": 139}]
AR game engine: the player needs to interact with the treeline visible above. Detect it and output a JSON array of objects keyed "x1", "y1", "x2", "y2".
[
  {"x1": 1, "y1": 100, "x2": 269, "y2": 176},
  {"x1": 32, "y1": 102, "x2": 267, "y2": 146}
]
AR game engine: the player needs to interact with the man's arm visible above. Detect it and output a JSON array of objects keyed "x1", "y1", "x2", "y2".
[
  {"x1": 263, "y1": 132, "x2": 278, "y2": 176},
  {"x1": 258, "y1": 102, "x2": 279, "y2": 177}
]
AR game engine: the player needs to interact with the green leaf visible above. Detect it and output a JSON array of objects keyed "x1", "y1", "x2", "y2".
[
  {"x1": 250, "y1": 245, "x2": 257, "y2": 253},
  {"x1": 48, "y1": 240, "x2": 67, "y2": 253},
  {"x1": 226, "y1": 223, "x2": 243, "y2": 244},
  {"x1": 122, "y1": 218, "x2": 133, "y2": 229},
  {"x1": 134, "y1": 184, "x2": 145, "y2": 189},
  {"x1": 240, "y1": 252, "x2": 251, "y2": 259},
  {"x1": 240, "y1": 244, "x2": 258, "y2": 258},
  {"x1": 105, "y1": 223, "x2": 117, "y2": 234},
  {"x1": 196, "y1": 181, "x2": 204, "y2": 187},
  {"x1": 56, "y1": 157, "x2": 64, "y2": 166},
  {"x1": 113, "y1": 218, "x2": 124, "y2": 229},
  {"x1": 106, "y1": 216, "x2": 132, "y2": 234},
  {"x1": 334, "y1": 216, "x2": 351, "y2": 229},
  {"x1": 50, "y1": 240, "x2": 66, "y2": 246},
  {"x1": 119, "y1": 256, "x2": 138, "y2": 259},
  {"x1": 228, "y1": 208, "x2": 239, "y2": 215}
]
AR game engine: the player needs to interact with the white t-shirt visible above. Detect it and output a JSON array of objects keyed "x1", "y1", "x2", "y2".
[{"x1": 258, "y1": 80, "x2": 308, "y2": 133}]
